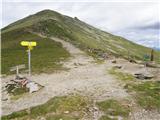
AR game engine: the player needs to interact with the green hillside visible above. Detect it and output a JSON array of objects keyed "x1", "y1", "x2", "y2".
[
  {"x1": 2, "y1": 9, "x2": 160, "y2": 74},
  {"x1": 1, "y1": 28, "x2": 70, "y2": 74}
]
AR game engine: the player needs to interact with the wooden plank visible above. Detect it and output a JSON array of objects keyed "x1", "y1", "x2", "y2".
[{"x1": 10, "y1": 64, "x2": 25, "y2": 71}]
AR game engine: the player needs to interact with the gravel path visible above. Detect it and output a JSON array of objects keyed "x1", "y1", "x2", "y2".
[{"x1": 1, "y1": 36, "x2": 160, "y2": 120}]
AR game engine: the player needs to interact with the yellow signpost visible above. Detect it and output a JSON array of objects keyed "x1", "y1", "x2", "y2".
[
  {"x1": 21, "y1": 41, "x2": 37, "y2": 47},
  {"x1": 20, "y1": 41, "x2": 37, "y2": 76}
]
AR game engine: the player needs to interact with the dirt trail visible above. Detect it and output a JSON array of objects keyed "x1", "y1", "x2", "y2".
[
  {"x1": 2, "y1": 36, "x2": 128, "y2": 115},
  {"x1": 1, "y1": 36, "x2": 160, "y2": 120}
]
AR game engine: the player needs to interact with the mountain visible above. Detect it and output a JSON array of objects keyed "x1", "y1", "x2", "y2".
[
  {"x1": 153, "y1": 47, "x2": 160, "y2": 51},
  {"x1": 1, "y1": 9, "x2": 160, "y2": 74}
]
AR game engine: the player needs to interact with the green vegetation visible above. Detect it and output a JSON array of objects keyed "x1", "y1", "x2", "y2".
[
  {"x1": 125, "y1": 81, "x2": 160, "y2": 110},
  {"x1": 11, "y1": 87, "x2": 29, "y2": 96},
  {"x1": 108, "y1": 68, "x2": 135, "y2": 81},
  {"x1": 108, "y1": 67, "x2": 160, "y2": 111},
  {"x1": 2, "y1": 95, "x2": 90, "y2": 120},
  {"x1": 2, "y1": 110, "x2": 29, "y2": 120},
  {"x1": 6, "y1": 83, "x2": 29, "y2": 97},
  {"x1": 97, "y1": 99, "x2": 130, "y2": 120},
  {"x1": 5, "y1": 83, "x2": 43, "y2": 100},
  {"x1": 2, "y1": 9, "x2": 160, "y2": 65},
  {"x1": 2, "y1": 94, "x2": 132, "y2": 120},
  {"x1": 1, "y1": 29, "x2": 70, "y2": 74},
  {"x1": 46, "y1": 115, "x2": 79, "y2": 120}
]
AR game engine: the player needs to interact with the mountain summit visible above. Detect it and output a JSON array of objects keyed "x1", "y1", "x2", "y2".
[{"x1": 2, "y1": 9, "x2": 160, "y2": 74}]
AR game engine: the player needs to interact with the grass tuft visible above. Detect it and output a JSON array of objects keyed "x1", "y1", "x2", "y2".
[
  {"x1": 97, "y1": 99, "x2": 130, "y2": 120},
  {"x1": 1, "y1": 29, "x2": 70, "y2": 75},
  {"x1": 125, "y1": 81, "x2": 160, "y2": 110},
  {"x1": 108, "y1": 68, "x2": 135, "y2": 81},
  {"x1": 2, "y1": 110, "x2": 28, "y2": 120},
  {"x1": 46, "y1": 114, "x2": 79, "y2": 120}
]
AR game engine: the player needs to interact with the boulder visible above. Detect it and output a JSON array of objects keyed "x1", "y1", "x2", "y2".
[
  {"x1": 129, "y1": 59, "x2": 137, "y2": 63},
  {"x1": 113, "y1": 65, "x2": 122, "y2": 69},
  {"x1": 112, "y1": 60, "x2": 117, "y2": 63},
  {"x1": 134, "y1": 73, "x2": 154, "y2": 80}
]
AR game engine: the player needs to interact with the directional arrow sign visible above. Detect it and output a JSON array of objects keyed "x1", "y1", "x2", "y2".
[{"x1": 21, "y1": 41, "x2": 37, "y2": 47}]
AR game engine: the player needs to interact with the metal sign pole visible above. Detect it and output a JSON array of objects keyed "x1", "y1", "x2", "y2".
[{"x1": 28, "y1": 49, "x2": 31, "y2": 76}]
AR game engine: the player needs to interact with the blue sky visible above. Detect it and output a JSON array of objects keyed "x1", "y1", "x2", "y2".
[{"x1": 1, "y1": 0, "x2": 160, "y2": 49}]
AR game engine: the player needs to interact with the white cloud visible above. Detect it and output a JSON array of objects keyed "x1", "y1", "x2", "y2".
[
  {"x1": 115, "y1": 28, "x2": 160, "y2": 48},
  {"x1": 2, "y1": 0, "x2": 160, "y2": 2},
  {"x1": 2, "y1": 2, "x2": 159, "y2": 31}
]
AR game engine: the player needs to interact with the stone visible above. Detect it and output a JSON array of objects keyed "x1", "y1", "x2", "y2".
[
  {"x1": 112, "y1": 60, "x2": 116, "y2": 63},
  {"x1": 113, "y1": 65, "x2": 122, "y2": 69},
  {"x1": 146, "y1": 62, "x2": 160, "y2": 68},
  {"x1": 129, "y1": 59, "x2": 137, "y2": 63},
  {"x1": 64, "y1": 111, "x2": 69, "y2": 114},
  {"x1": 2, "y1": 98, "x2": 8, "y2": 101},
  {"x1": 93, "y1": 107, "x2": 98, "y2": 111},
  {"x1": 134, "y1": 73, "x2": 154, "y2": 80}
]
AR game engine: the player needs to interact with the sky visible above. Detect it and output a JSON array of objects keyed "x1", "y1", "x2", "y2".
[{"x1": 1, "y1": 0, "x2": 160, "y2": 49}]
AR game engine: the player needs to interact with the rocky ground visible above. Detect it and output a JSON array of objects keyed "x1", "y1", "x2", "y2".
[{"x1": 1, "y1": 36, "x2": 160, "y2": 120}]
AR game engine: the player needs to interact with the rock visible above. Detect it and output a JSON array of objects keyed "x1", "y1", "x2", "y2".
[
  {"x1": 64, "y1": 111, "x2": 69, "y2": 114},
  {"x1": 2, "y1": 98, "x2": 8, "y2": 101},
  {"x1": 36, "y1": 116, "x2": 46, "y2": 120},
  {"x1": 26, "y1": 82, "x2": 39, "y2": 93},
  {"x1": 26, "y1": 108, "x2": 31, "y2": 114},
  {"x1": 146, "y1": 62, "x2": 160, "y2": 68},
  {"x1": 111, "y1": 90, "x2": 114, "y2": 93},
  {"x1": 102, "y1": 53, "x2": 108, "y2": 59},
  {"x1": 112, "y1": 60, "x2": 116, "y2": 63},
  {"x1": 93, "y1": 107, "x2": 98, "y2": 111},
  {"x1": 117, "y1": 116, "x2": 123, "y2": 120},
  {"x1": 113, "y1": 65, "x2": 122, "y2": 69},
  {"x1": 129, "y1": 59, "x2": 137, "y2": 63},
  {"x1": 134, "y1": 73, "x2": 154, "y2": 80}
]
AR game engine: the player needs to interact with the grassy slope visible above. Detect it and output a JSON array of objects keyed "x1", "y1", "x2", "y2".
[
  {"x1": 108, "y1": 67, "x2": 160, "y2": 111},
  {"x1": 97, "y1": 99, "x2": 130, "y2": 120},
  {"x1": 125, "y1": 81, "x2": 160, "y2": 110},
  {"x1": 1, "y1": 28, "x2": 70, "y2": 74},
  {"x1": 2, "y1": 95, "x2": 90, "y2": 120},
  {"x1": 2, "y1": 94, "x2": 131, "y2": 120}
]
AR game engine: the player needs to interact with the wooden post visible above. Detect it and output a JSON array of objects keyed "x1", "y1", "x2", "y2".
[
  {"x1": 16, "y1": 66, "x2": 19, "y2": 75},
  {"x1": 10, "y1": 64, "x2": 25, "y2": 76},
  {"x1": 150, "y1": 49, "x2": 154, "y2": 61}
]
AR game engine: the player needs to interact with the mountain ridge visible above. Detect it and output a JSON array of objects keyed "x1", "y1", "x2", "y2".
[{"x1": 2, "y1": 9, "x2": 160, "y2": 74}]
